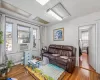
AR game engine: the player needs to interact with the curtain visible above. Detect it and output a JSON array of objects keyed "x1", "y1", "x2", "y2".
[
  {"x1": 0, "y1": 15, "x2": 2, "y2": 64},
  {"x1": 0, "y1": 14, "x2": 6, "y2": 64},
  {"x1": 0, "y1": 14, "x2": 2, "y2": 64},
  {"x1": 39, "y1": 26, "x2": 46, "y2": 49}
]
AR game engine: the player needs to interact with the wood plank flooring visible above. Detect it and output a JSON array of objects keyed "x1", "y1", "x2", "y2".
[
  {"x1": 7, "y1": 65, "x2": 35, "y2": 80},
  {"x1": 6, "y1": 65, "x2": 100, "y2": 80},
  {"x1": 79, "y1": 53, "x2": 96, "y2": 72}
]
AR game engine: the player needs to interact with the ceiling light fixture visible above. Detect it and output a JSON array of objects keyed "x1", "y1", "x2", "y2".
[
  {"x1": 34, "y1": 17, "x2": 49, "y2": 24},
  {"x1": 47, "y1": 9, "x2": 63, "y2": 21},
  {"x1": 36, "y1": 0, "x2": 50, "y2": 6},
  {"x1": 53, "y1": 3, "x2": 71, "y2": 18}
]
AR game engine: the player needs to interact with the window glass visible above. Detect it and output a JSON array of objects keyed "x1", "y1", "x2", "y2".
[
  {"x1": 82, "y1": 31, "x2": 89, "y2": 40},
  {"x1": 33, "y1": 29, "x2": 37, "y2": 48},
  {"x1": 6, "y1": 23, "x2": 13, "y2": 51},
  {"x1": 18, "y1": 25, "x2": 30, "y2": 43}
]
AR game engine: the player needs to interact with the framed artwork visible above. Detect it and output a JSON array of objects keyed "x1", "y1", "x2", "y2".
[{"x1": 53, "y1": 28, "x2": 64, "y2": 41}]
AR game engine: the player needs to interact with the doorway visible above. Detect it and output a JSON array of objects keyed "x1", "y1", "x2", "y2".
[{"x1": 78, "y1": 24, "x2": 96, "y2": 71}]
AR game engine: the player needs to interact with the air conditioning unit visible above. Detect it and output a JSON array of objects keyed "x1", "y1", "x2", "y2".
[{"x1": 19, "y1": 44, "x2": 29, "y2": 51}]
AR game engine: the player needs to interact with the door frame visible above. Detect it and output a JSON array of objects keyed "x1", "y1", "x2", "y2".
[{"x1": 78, "y1": 23, "x2": 98, "y2": 72}]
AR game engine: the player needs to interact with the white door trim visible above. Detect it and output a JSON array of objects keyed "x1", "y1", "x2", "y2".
[{"x1": 78, "y1": 23, "x2": 98, "y2": 72}]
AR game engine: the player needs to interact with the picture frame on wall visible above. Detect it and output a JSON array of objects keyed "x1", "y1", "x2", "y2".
[{"x1": 53, "y1": 28, "x2": 64, "y2": 41}]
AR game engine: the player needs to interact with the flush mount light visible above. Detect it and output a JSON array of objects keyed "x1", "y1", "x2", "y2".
[
  {"x1": 36, "y1": 0, "x2": 50, "y2": 6},
  {"x1": 34, "y1": 17, "x2": 49, "y2": 24},
  {"x1": 47, "y1": 9, "x2": 63, "y2": 21}
]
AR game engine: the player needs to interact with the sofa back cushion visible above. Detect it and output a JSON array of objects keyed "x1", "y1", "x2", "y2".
[
  {"x1": 48, "y1": 44, "x2": 75, "y2": 57},
  {"x1": 60, "y1": 50, "x2": 72, "y2": 57},
  {"x1": 48, "y1": 48, "x2": 58, "y2": 54}
]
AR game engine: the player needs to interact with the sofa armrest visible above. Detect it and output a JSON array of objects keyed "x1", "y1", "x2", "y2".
[
  {"x1": 73, "y1": 48, "x2": 76, "y2": 57},
  {"x1": 68, "y1": 57, "x2": 76, "y2": 65},
  {"x1": 66, "y1": 57, "x2": 76, "y2": 73},
  {"x1": 41, "y1": 49, "x2": 48, "y2": 55},
  {"x1": 44, "y1": 50, "x2": 48, "y2": 53},
  {"x1": 69, "y1": 57, "x2": 76, "y2": 60},
  {"x1": 41, "y1": 49, "x2": 48, "y2": 53}
]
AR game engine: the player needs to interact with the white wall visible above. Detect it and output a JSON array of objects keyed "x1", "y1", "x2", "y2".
[{"x1": 46, "y1": 11, "x2": 100, "y2": 72}]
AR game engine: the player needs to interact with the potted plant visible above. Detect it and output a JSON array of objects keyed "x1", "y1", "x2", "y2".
[
  {"x1": 7, "y1": 60, "x2": 13, "y2": 72},
  {"x1": 0, "y1": 68, "x2": 7, "y2": 77}
]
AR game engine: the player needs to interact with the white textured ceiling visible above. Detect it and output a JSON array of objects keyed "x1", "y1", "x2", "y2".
[{"x1": 2, "y1": 0, "x2": 100, "y2": 26}]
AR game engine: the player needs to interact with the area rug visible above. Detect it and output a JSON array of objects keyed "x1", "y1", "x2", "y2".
[
  {"x1": 25, "y1": 64, "x2": 65, "y2": 80},
  {"x1": 38, "y1": 64, "x2": 64, "y2": 80}
]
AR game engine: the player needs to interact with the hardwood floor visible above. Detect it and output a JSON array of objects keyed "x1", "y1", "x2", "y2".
[
  {"x1": 69, "y1": 67, "x2": 100, "y2": 80},
  {"x1": 7, "y1": 65, "x2": 35, "y2": 80},
  {"x1": 6, "y1": 64, "x2": 100, "y2": 80},
  {"x1": 79, "y1": 53, "x2": 95, "y2": 72}
]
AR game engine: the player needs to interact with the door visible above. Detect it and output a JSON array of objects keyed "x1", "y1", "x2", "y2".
[{"x1": 88, "y1": 24, "x2": 96, "y2": 70}]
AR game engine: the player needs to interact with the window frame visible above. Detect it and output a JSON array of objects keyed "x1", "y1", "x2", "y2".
[
  {"x1": 17, "y1": 24, "x2": 31, "y2": 51},
  {"x1": 17, "y1": 24, "x2": 30, "y2": 44},
  {"x1": 5, "y1": 17, "x2": 40, "y2": 53},
  {"x1": 5, "y1": 22, "x2": 13, "y2": 53},
  {"x1": 32, "y1": 28, "x2": 37, "y2": 49}
]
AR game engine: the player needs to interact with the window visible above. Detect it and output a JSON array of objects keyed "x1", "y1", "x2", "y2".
[
  {"x1": 6, "y1": 23, "x2": 13, "y2": 51},
  {"x1": 17, "y1": 25, "x2": 30, "y2": 44},
  {"x1": 5, "y1": 17, "x2": 40, "y2": 53},
  {"x1": 81, "y1": 31, "x2": 89, "y2": 47},
  {"x1": 82, "y1": 31, "x2": 89, "y2": 40},
  {"x1": 33, "y1": 29, "x2": 37, "y2": 48}
]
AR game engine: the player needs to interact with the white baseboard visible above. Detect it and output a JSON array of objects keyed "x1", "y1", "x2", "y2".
[{"x1": 14, "y1": 61, "x2": 22, "y2": 65}]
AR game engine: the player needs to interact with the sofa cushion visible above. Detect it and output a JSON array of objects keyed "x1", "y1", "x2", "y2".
[
  {"x1": 57, "y1": 50, "x2": 63, "y2": 54},
  {"x1": 60, "y1": 56, "x2": 68, "y2": 59},
  {"x1": 43, "y1": 53, "x2": 52, "y2": 57},
  {"x1": 56, "y1": 57, "x2": 69, "y2": 65},
  {"x1": 52, "y1": 54, "x2": 60, "y2": 56},
  {"x1": 60, "y1": 50, "x2": 72, "y2": 57},
  {"x1": 49, "y1": 44, "x2": 73, "y2": 51},
  {"x1": 43, "y1": 53, "x2": 56, "y2": 60},
  {"x1": 48, "y1": 48, "x2": 58, "y2": 54},
  {"x1": 49, "y1": 55, "x2": 56, "y2": 60},
  {"x1": 62, "y1": 46, "x2": 73, "y2": 51}
]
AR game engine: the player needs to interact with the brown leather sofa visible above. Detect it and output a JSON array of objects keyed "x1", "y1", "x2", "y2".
[{"x1": 42, "y1": 44, "x2": 76, "y2": 73}]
